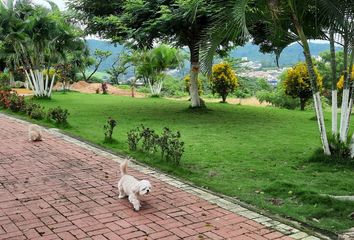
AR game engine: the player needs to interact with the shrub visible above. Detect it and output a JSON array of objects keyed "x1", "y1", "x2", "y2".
[
  {"x1": 103, "y1": 117, "x2": 117, "y2": 142},
  {"x1": 140, "y1": 125, "x2": 159, "y2": 153},
  {"x1": 127, "y1": 127, "x2": 142, "y2": 151},
  {"x1": 8, "y1": 92, "x2": 26, "y2": 112},
  {"x1": 0, "y1": 90, "x2": 11, "y2": 109},
  {"x1": 95, "y1": 88, "x2": 100, "y2": 94},
  {"x1": 47, "y1": 107, "x2": 69, "y2": 125},
  {"x1": 0, "y1": 72, "x2": 10, "y2": 90},
  {"x1": 159, "y1": 127, "x2": 184, "y2": 165},
  {"x1": 211, "y1": 62, "x2": 238, "y2": 102},
  {"x1": 256, "y1": 89, "x2": 299, "y2": 110},
  {"x1": 283, "y1": 62, "x2": 323, "y2": 110},
  {"x1": 328, "y1": 134, "x2": 351, "y2": 160},
  {"x1": 26, "y1": 102, "x2": 45, "y2": 120},
  {"x1": 127, "y1": 125, "x2": 185, "y2": 164},
  {"x1": 161, "y1": 75, "x2": 186, "y2": 97},
  {"x1": 11, "y1": 81, "x2": 25, "y2": 89},
  {"x1": 337, "y1": 66, "x2": 354, "y2": 89},
  {"x1": 101, "y1": 82, "x2": 108, "y2": 94}
]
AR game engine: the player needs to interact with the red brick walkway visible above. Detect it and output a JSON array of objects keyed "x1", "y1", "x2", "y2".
[{"x1": 0, "y1": 116, "x2": 294, "y2": 240}]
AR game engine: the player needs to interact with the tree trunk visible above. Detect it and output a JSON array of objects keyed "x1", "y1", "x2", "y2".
[
  {"x1": 189, "y1": 45, "x2": 202, "y2": 108},
  {"x1": 344, "y1": 50, "x2": 354, "y2": 140},
  {"x1": 329, "y1": 31, "x2": 338, "y2": 135},
  {"x1": 300, "y1": 98, "x2": 306, "y2": 111},
  {"x1": 292, "y1": 13, "x2": 331, "y2": 155},
  {"x1": 0, "y1": 59, "x2": 6, "y2": 72},
  {"x1": 339, "y1": 35, "x2": 349, "y2": 142},
  {"x1": 221, "y1": 94, "x2": 227, "y2": 103}
]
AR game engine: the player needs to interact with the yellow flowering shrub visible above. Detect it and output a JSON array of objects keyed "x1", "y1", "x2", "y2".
[
  {"x1": 336, "y1": 66, "x2": 354, "y2": 89},
  {"x1": 283, "y1": 62, "x2": 323, "y2": 110},
  {"x1": 184, "y1": 75, "x2": 203, "y2": 95},
  {"x1": 210, "y1": 62, "x2": 238, "y2": 102}
]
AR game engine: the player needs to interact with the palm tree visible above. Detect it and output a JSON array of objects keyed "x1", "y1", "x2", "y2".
[{"x1": 0, "y1": 0, "x2": 82, "y2": 98}]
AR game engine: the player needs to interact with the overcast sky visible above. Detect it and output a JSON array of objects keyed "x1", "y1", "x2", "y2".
[{"x1": 33, "y1": 0, "x2": 66, "y2": 10}]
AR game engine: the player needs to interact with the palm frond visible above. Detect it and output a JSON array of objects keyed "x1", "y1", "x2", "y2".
[{"x1": 199, "y1": 0, "x2": 250, "y2": 76}]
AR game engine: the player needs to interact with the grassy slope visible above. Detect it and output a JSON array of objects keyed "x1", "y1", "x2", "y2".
[{"x1": 15, "y1": 92, "x2": 354, "y2": 233}]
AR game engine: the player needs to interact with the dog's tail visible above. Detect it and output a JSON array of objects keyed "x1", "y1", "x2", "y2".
[{"x1": 120, "y1": 160, "x2": 128, "y2": 175}]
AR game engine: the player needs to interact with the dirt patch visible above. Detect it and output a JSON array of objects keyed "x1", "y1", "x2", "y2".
[
  {"x1": 54, "y1": 81, "x2": 145, "y2": 98},
  {"x1": 167, "y1": 96, "x2": 269, "y2": 107},
  {"x1": 12, "y1": 88, "x2": 33, "y2": 96}
]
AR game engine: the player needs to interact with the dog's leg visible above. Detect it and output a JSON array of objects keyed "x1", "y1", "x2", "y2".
[
  {"x1": 128, "y1": 195, "x2": 141, "y2": 211},
  {"x1": 118, "y1": 186, "x2": 126, "y2": 199}
]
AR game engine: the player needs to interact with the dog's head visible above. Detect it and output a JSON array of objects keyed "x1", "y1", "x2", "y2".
[{"x1": 135, "y1": 180, "x2": 152, "y2": 196}]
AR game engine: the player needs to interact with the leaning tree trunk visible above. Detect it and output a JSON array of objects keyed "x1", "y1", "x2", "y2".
[
  {"x1": 189, "y1": 45, "x2": 202, "y2": 108},
  {"x1": 293, "y1": 14, "x2": 331, "y2": 155},
  {"x1": 344, "y1": 50, "x2": 354, "y2": 140},
  {"x1": 329, "y1": 31, "x2": 338, "y2": 135},
  {"x1": 339, "y1": 35, "x2": 350, "y2": 142}
]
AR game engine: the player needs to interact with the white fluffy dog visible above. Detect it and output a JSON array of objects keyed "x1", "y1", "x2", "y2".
[
  {"x1": 118, "y1": 160, "x2": 151, "y2": 211},
  {"x1": 28, "y1": 124, "x2": 42, "y2": 141}
]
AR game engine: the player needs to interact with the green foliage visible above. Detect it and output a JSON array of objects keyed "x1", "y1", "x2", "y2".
[
  {"x1": 328, "y1": 134, "x2": 352, "y2": 161},
  {"x1": 8, "y1": 92, "x2": 25, "y2": 112},
  {"x1": 127, "y1": 125, "x2": 184, "y2": 165},
  {"x1": 161, "y1": 75, "x2": 186, "y2": 97},
  {"x1": 103, "y1": 117, "x2": 117, "y2": 143},
  {"x1": 283, "y1": 62, "x2": 323, "y2": 110},
  {"x1": 26, "y1": 102, "x2": 46, "y2": 120},
  {"x1": 0, "y1": 0, "x2": 83, "y2": 98},
  {"x1": 127, "y1": 127, "x2": 142, "y2": 151},
  {"x1": 317, "y1": 51, "x2": 345, "y2": 90},
  {"x1": 211, "y1": 62, "x2": 238, "y2": 102},
  {"x1": 127, "y1": 45, "x2": 185, "y2": 95},
  {"x1": 159, "y1": 127, "x2": 184, "y2": 165},
  {"x1": 47, "y1": 107, "x2": 69, "y2": 125},
  {"x1": 234, "y1": 77, "x2": 271, "y2": 98},
  {"x1": 0, "y1": 90, "x2": 10, "y2": 108},
  {"x1": 106, "y1": 50, "x2": 131, "y2": 85},
  {"x1": 184, "y1": 75, "x2": 203, "y2": 96},
  {"x1": 140, "y1": 125, "x2": 160, "y2": 153},
  {"x1": 0, "y1": 72, "x2": 10, "y2": 90},
  {"x1": 256, "y1": 89, "x2": 299, "y2": 110}
]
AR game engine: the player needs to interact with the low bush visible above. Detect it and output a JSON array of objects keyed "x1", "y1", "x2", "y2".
[
  {"x1": 0, "y1": 90, "x2": 11, "y2": 109},
  {"x1": 103, "y1": 117, "x2": 117, "y2": 143},
  {"x1": 161, "y1": 76, "x2": 186, "y2": 97},
  {"x1": 256, "y1": 89, "x2": 299, "y2": 110},
  {"x1": 0, "y1": 72, "x2": 10, "y2": 90},
  {"x1": 159, "y1": 127, "x2": 184, "y2": 164},
  {"x1": 140, "y1": 125, "x2": 159, "y2": 153},
  {"x1": 328, "y1": 134, "x2": 352, "y2": 160},
  {"x1": 8, "y1": 92, "x2": 26, "y2": 112},
  {"x1": 26, "y1": 102, "x2": 45, "y2": 120},
  {"x1": 47, "y1": 107, "x2": 69, "y2": 125},
  {"x1": 101, "y1": 82, "x2": 108, "y2": 94},
  {"x1": 127, "y1": 125, "x2": 185, "y2": 164},
  {"x1": 127, "y1": 127, "x2": 142, "y2": 151}
]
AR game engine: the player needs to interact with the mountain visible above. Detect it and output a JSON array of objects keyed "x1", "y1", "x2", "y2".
[
  {"x1": 86, "y1": 39, "x2": 342, "y2": 74},
  {"x1": 230, "y1": 42, "x2": 342, "y2": 67}
]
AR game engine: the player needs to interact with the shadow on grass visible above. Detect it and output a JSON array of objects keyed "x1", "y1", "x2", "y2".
[{"x1": 309, "y1": 148, "x2": 354, "y2": 169}]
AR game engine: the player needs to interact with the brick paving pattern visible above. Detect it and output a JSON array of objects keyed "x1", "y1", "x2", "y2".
[{"x1": 0, "y1": 115, "x2": 308, "y2": 239}]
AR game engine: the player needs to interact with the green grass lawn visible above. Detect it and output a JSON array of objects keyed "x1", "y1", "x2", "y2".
[{"x1": 6, "y1": 92, "x2": 354, "y2": 234}]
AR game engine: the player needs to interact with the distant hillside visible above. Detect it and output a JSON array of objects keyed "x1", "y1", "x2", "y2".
[
  {"x1": 231, "y1": 42, "x2": 342, "y2": 67},
  {"x1": 86, "y1": 39, "x2": 341, "y2": 74}
]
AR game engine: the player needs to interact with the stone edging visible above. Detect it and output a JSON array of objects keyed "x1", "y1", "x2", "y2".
[{"x1": 0, "y1": 113, "x2": 332, "y2": 240}]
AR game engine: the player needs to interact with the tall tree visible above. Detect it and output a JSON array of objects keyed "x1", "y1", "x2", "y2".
[
  {"x1": 69, "y1": 0, "x2": 247, "y2": 108},
  {"x1": 0, "y1": 0, "x2": 82, "y2": 98}
]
